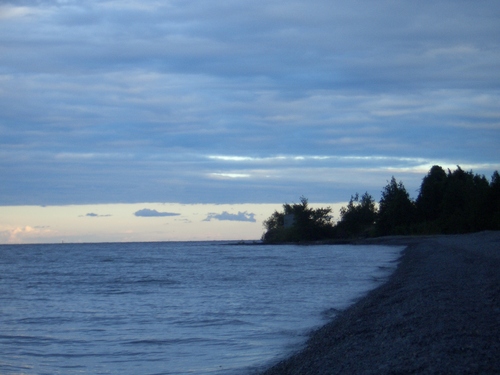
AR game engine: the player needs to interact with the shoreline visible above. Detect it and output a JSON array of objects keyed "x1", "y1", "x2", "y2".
[{"x1": 259, "y1": 231, "x2": 500, "y2": 374}]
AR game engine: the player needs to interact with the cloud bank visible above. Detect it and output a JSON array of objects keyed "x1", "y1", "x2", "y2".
[
  {"x1": 0, "y1": 0, "x2": 499, "y2": 206},
  {"x1": 0, "y1": 225, "x2": 53, "y2": 244},
  {"x1": 134, "y1": 209, "x2": 181, "y2": 217},
  {"x1": 203, "y1": 211, "x2": 256, "y2": 222}
]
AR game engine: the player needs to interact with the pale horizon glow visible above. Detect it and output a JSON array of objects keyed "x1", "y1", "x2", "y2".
[{"x1": 0, "y1": 202, "x2": 347, "y2": 244}]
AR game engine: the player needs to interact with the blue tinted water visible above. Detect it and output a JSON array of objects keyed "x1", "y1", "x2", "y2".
[{"x1": 0, "y1": 242, "x2": 403, "y2": 374}]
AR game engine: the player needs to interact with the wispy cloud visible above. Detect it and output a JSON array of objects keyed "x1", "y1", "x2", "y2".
[
  {"x1": 134, "y1": 209, "x2": 181, "y2": 217},
  {"x1": 81, "y1": 213, "x2": 112, "y2": 218},
  {"x1": 209, "y1": 173, "x2": 251, "y2": 179},
  {"x1": 203, "y1": 211, "x2": 256, "y2": 222}
]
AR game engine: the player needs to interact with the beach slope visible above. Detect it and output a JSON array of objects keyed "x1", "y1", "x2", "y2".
[{"x1": 260, "y1": 231, "x2": 500, "y2": 374}]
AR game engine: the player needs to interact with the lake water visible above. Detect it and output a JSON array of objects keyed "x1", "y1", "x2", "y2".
[{"x1": 0, "y1": 241, "x2": 403, "y2": 374}]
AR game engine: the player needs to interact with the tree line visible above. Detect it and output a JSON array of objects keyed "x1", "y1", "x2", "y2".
[{"x1": 262, "y1": 165, "x2": 500, "y2": 243}]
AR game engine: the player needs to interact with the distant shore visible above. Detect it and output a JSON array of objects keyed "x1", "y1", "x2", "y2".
[{"x1": 259, "y1": 231, "x2": 500, "y2": 374}]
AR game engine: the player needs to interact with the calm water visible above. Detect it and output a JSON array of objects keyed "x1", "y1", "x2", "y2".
[{"x1": 0, "y1": 242, "x2": 403, "y2": 375}]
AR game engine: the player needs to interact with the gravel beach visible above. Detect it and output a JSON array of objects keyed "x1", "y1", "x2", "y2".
[{"x1": 259, "y1": 231, "x2": 500, "y2": 374}]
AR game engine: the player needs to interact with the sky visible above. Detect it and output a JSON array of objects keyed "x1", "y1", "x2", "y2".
[{"x1": 1, "y1": 0, "x2": 499, "y2": 243}]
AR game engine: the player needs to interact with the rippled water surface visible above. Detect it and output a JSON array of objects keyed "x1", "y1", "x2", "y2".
[{"x1": 0, "y1": 242, "x2": 402, "y2": 374}]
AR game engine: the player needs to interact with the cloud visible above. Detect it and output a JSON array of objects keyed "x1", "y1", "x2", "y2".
[
  {"x1": 0, "y1": 0, "x2": 499, "y2": 207},
  {"x1": 1, "y1": 225, "x2": 53, "y2": 244},
  {"x1": 203, "y1": 211, "x2": 256, "y2": 222},
  {"x1": 82, "y1": 213, "x2": 112, "y2": 218},
  {"x1": 134, "y1": 208, "x2": 181, "y2": 217}
]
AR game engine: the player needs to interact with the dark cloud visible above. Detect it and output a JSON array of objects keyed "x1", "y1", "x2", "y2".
[
  {"x1": 134, "y1": 209, "x2": 181, "y2": 217},
  {"x1": 82, "y1": 213, "x2": 112, "y2": 217},
  {"x1": 203, "y1": 211, "x2": 256, "y2": 222}
]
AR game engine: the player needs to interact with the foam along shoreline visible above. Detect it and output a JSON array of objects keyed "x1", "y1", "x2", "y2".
[{"x1": 259, "y1": 231, "x2": 500, "y2": 374}]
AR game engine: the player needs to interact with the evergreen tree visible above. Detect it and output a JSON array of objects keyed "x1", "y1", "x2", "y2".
[
  {"x1": 337, "y1": 192, "x2": 377, "y2": 237},
  {"x1": 377, "y1": 177, "x2": 416, "y2": 235},
  {"x1": 416, "y1": 165, "x2": 447, "y2": 222},
  {"x1": 489, "y1": 171, "x2": 500, "y2": 229},
  {"x1": 440, "y1": 166, "x2": 490, "y2": 233},
  {"x1": 263, "y1": 166, "x2": 500, "y2": 242}
]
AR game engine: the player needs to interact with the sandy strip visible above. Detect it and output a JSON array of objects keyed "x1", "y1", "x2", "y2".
[{"x1": 259, "y1": 231, "x2": 500, "y2": 374}]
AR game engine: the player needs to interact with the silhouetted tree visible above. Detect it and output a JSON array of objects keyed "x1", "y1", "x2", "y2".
[
  {"x1": 416, "y1": 165, "x2": 447, "y2": 221},
  {"x1": 377, "y1": 177, "x2": 416, "y2": 235},
  {"x1": 264, "y1": 166, "x2": 500, "y2": 243},
  {"x1": 489, "y1": 171, "x2": 500, "y2": 229},
  {"x1": 262, "y1": 210, "x2": 284, "y2": 232},
  {"x1": 262, "y1": 196, "x2": 334, "y2": 243},
  {"x1": 337, "y1": 192, "x2": 377, "y2": 237},
  {"x1": 439, "y1": 166, "x2": 490, "y2": 233}
]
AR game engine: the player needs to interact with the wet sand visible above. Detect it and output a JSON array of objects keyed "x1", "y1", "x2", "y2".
[{"x1": 259, "y1": 231, "x2": 500, "y2": 374}]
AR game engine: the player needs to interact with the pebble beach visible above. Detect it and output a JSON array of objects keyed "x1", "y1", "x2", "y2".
[{"x1": 260, "y1": 231, "x2": 500, "y2": 374}]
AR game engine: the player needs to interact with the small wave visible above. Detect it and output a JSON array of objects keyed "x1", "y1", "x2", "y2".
[
  {"x1": 124, "y1": 337, "x2": 209, "y2": 346},
  {"x1": 0, "y1": 334, "x2": 51, "y2": 343},
  {"x1": 15, "y1": 316, "x2": 73, "y2": 325},
  {"x1": 0, "y1": 334, "x2": 86, "y2": 347},
  {"x1": 100, "y1": 258, "x2": 115, "y2": 262},
  {"x1": 180, "y1": 318, "x2": 252, "y2": 328},
  {"x1": 321, "y1": 307, "x2": 342, "y2": 320},
  {"x1": 135, "y1": 277, "x2": 180, "y2": 285},
  {"x1": 0, "y1": 362, "x2": 34, "y2": 373},
  {"x1": 107, "y1": 276, "x2": 180, "y2": 286}
]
